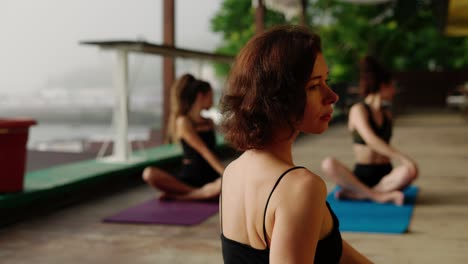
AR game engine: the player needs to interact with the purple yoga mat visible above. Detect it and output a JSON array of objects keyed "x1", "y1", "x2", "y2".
[{"x1": 103, "y1": 198, "x2": 219, "y2": 226}]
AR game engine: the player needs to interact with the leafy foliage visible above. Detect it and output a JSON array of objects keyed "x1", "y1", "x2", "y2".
[
  {"x1": 211, "y1": 0, "x2": 468, "y2": 82},
  {"x1": 210, "y1": 0, "x2": 286, "y2": 76}
]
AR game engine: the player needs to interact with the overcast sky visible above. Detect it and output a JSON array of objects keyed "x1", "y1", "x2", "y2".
[{"x1": 0, "y1": 0, "x2": 224, "y2": 95}]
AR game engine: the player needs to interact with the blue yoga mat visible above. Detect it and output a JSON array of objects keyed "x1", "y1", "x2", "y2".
[{"x1": 326, "y1": 186, "x2": 419, "y2": 234}]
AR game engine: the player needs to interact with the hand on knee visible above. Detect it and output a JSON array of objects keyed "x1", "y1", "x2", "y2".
[{"x1": 321, "y1": 157, "x2": 336, "y2": 174}]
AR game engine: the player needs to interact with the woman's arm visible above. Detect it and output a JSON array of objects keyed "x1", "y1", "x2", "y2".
[
  {"x1": 269, "y1": 170, "x2": 327, "y2": 263},
  {"x1": 177, "y1": 117, "x2": 224, "y2": 175},
  {"x1": 340, "y1": 240, "x2": 373, "y2": 264},
  {"x1": 350, "y1": 105, "x2": 414, "y2": 164},
  {"x1": 350, "y1": 105, "x2": 418, "y2": 175}
]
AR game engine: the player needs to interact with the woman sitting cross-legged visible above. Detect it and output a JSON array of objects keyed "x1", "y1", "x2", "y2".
[
  {"x1": 321, "y1": 55, "x2": 418, "y2": 206},
  {"x1": 142, "y1": 74, "x2": 224, "y2": 200}
]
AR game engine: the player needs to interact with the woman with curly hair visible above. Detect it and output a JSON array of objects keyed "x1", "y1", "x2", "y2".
[{"x1": 219, "y1": 25, "x2": 370, "y2": 263}]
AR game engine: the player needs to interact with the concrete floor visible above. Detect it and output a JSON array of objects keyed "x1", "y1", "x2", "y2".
[{"x1": 1, "y1": 110, "x2": 467, "y2": 264}]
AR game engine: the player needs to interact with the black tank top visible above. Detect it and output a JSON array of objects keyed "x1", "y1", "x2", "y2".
[
  {"x1": 181, "y1": 130, "x2": 216, "y2": 160},
  {"x1": 221, "y1": 166, "x2": 343, "y2": 263},
  {"x1": 180, "y1": 119, "x2": 216, "y2": 165}
]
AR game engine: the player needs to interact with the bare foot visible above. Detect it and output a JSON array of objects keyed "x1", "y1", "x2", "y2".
[
  {"x1": 335, "y1": 189, "x2": 404, "y2": 206},
  {"x1": 374, "y1": 191, "x2": 404, "y2": 206}
]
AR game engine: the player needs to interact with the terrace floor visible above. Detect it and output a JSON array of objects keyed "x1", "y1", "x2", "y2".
[{"x1": 1, "y1": 109, "x2": 467, "y2": 264}]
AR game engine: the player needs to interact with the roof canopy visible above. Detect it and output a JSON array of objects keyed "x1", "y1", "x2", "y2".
[{"x1": 81, "y1": 40, "x2": 234, "y2": 64}]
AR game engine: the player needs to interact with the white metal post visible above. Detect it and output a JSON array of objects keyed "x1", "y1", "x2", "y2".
[{"x1": 113, "y1": 49, "x2": 130, "y2": 161}]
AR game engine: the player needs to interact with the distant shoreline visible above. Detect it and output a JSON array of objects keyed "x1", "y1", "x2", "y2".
[{"x1": 1, "y1": 108, "x2": 161, "y2": 125}]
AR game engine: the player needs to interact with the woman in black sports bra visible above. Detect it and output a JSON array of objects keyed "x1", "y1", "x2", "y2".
[
  {"x1": 321, "y1": 56, "x2": 418, "y2": 205},
  {"x1": 142, "y1": 74, "x2": 224, "y2": 199},
  {"x1": 219, "y1": 25, "x2": 372, "y2": 263}
]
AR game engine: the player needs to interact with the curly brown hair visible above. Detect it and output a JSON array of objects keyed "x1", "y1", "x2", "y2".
[
  {"x1": 359, "y1": 55, "x2": 392, "y2": 97},
  {"x1": 220, "y1": 25, "x2": 322, "y2": 151}
]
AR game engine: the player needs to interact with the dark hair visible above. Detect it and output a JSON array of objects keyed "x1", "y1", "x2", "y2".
[
  {"x1": 179, "y1": 80, "x2": 212, "y2": 115},
  {"x1": 166, "y1": 74, "x2": 212, "y2": 143},
  {"x1": 359, "y1": 55, "x2": 392, "y2": 96},
  {"x1": 220, "y1": 25, "x2": 322, "y2": 151}
]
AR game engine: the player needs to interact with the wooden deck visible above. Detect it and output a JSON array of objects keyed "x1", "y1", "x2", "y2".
[{"x1": 1, "y1": 110, "x2": 467, "y2": 264}]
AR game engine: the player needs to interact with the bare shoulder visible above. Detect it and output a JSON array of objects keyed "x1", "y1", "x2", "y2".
[
  {"x1": 222, "y1": 159, "x2": 236, "y2": 177},
  {"x1": 175, "y1": 116, "x2": 192, "y2": 130},
  {"x1": 349, "y1": 103, "x2": 367, "y2": 118},
  {"x1": 349, "y1": 103, "x2": 369, "y2": 127},
  {"x1": 221, "y1": 154, "x2": 244, "y2": 179},
  {"x1": 282, "y1": 168, "x2": 327, "y2": 200},
  {"x1": 274, "y1": 168, "x2": 327, "y2": 226}
]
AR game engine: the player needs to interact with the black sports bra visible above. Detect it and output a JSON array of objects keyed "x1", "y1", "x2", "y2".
[
  {"x1": 220, "y1": 166, "x2": 343, "y2": 263},
  {"x1": 352, "y1": 103, "x2": 392, "y2": 145}
]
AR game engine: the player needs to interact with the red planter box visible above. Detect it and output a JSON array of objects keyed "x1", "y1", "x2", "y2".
[{"x1": 0, "y1": 119, "x2": 37, "y2": 193}]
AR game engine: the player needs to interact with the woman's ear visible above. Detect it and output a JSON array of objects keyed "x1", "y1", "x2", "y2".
[{"x1": 195, "y1": 91, "x2": 204, "y2": 102}]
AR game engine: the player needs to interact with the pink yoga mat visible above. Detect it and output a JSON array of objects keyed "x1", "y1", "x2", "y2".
[{"x1": 103, "y1": 198, "x2": 219, "y2": 226}]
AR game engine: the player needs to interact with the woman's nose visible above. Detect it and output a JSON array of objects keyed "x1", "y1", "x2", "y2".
[{"x1": 325, "y1": 86, "x2": 339, "y2": 105}]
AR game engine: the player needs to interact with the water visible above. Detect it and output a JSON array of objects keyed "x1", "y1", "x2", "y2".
[
  {"x1": 27, "y1": 123, "x2": 152, "y2": 151},
  {"x1": 11, "y1": 106, "x2": 219, "y2": 152}
]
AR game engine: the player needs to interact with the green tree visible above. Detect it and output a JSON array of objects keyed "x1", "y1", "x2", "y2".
[
  {"x1": 312, "y1": 0, "x2": 468, "y2": 82},
  {"x1": 211, "y1": 0, "x2": 468, "y2": 83},
  {"x1": 210, "y1": 0, "x2": 286, "y2": 76}
]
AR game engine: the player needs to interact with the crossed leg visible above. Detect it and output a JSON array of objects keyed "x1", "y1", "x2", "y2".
[
  {"x1": 142, "y1": 167, "x2": 195, "y2": 198},
  {"x1": 321, "y1": 157, "x2": 413, "y2": 205},
  {"x1": 373, "y1": 165, "x2": 417, "y2": 192},
  {"x1": 142, "y1": 166, "x2": 221, "y2": 201}
]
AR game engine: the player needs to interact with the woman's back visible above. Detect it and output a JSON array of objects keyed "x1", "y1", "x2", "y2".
[
  {"x1": 221, "y1": 152, "x2": 292, "y2": 249},
  {"x1": 221, "y1": 151, "x2": 342, "y2": 263}
]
